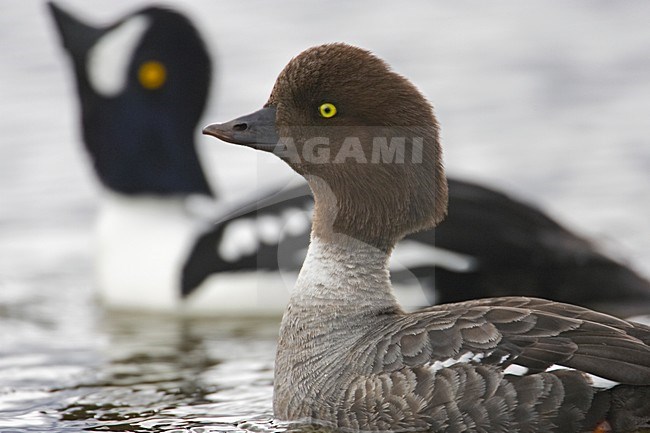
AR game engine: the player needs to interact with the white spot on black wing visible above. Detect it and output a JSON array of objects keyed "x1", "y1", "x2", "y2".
[
  {"x1": 218, "y1": 218, "x2": 258, "y2": 262},
  {"x1": 257, "y1": 215, "x2": 282, "y2": 244},
  {"x1": 281, "y1": 207, "x2": 311, "y2": 238}
]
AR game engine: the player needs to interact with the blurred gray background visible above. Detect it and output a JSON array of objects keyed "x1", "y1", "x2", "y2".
[
  {"x1": 2, "y1": 0, "x2": 649, "y2": 285},
  {"x1": 1, "y1": 2, "x2": 649, "y2": 431}
]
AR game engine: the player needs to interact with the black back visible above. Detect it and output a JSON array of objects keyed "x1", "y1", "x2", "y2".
[{"x1": 184, "y1": 178, "x2": 650, "y2": 310}]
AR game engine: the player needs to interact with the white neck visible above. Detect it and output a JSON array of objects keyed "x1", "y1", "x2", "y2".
[
  {"x1": 289, "y1": 235, "x2": 401, "y2": 314},
  {"x1": 275, "y1": 234, "x2": 402, "y2": 419}
]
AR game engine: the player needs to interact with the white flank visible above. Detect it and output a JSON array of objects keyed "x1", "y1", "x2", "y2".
[
  {"x1": 96, "y1": 192, "x2": 203, "y2": 311},
  {"x1": 183, "y1": 270, "x2": 295, "y2": 316},
  {"x1": 96, "y1": 192, "x2": 295, "y2": 316},
  {"x1": 87, "y1": 16, "x2": 150, "y2": 97}
]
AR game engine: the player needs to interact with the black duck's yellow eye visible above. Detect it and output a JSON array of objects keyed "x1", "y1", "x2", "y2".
[
  {"x1": 138, "y1": 60, "x2": 167, "y2": 90},
  {"x1": 318, "y1": 102, "x2": 337, "y2": 118}
]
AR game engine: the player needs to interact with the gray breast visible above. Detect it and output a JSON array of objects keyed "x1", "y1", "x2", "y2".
[{"x1": 274, "y1": 298, "x2": 650, "y2": 432}]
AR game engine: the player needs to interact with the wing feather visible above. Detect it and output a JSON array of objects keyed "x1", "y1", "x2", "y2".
[{"x1": 368, "y1": 297, "x2": 650, "y2": 386}]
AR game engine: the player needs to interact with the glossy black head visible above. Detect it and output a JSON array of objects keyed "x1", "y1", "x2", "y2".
[{"x1": 49, "y1": 2, "x2": 213, "y2": 196}]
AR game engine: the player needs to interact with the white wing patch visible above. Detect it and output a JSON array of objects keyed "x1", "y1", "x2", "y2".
[
  {"x1": 282, "y1": 207, "x2": 311, "y2": 237},
  {"x1": 427, "y1": 351, "x2": 487, "y2": 373},
  {"x1": 218, "y1": 208, "x2": 311, "y2": 263},
  {"x1": 257, "y1": 215, "x2": 283, "y2": 244},
  {"x1": 87, "y1": 15, "x2": 150, "y2": 97},
  {"x1": 390, "y1": 240, "x2": 477, "y2": 273},
  {"x1": 544, "y1": 364, "x2": 620, "y2": 389},
  {"x1": 585, "y1": 374, "x2": 620, "y2": 389},
  {"x1": 218, "y1": 219, "x2": 258, "y2": 262},
  {"x1": 502, "y1": 363, "x2": 620, "y2": 389},
  {"x1": 503, "y1": 364, "x2": 529, "y2": 376}
]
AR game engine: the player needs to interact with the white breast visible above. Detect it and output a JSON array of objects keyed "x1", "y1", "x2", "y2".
[
  {"x1": 95, "y1": 192, "x2": 203, "y2": 311},
  {"x1": 94, "y1": 192, "x2": 295, "y2": 316}
]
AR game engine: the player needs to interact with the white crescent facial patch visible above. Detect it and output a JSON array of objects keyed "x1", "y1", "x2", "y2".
[{"x1": 86, "y1": 15, "x2": 150, "y2": 97}]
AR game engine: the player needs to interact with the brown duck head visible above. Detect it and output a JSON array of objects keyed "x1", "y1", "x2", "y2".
[{"x1": 204, "y1": 43, "x2": 448, "y2": 251}]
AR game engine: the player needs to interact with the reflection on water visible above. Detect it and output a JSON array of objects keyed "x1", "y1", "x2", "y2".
[
  {"x1": 0, "y1": 271, "x2": 279, "y2": 431},
  {"x1": 64, "y1": 316, "x2": 277, "y2": 432},
  {"x1": 1, "y1": 284, "x2": 280, "y2": 432}
]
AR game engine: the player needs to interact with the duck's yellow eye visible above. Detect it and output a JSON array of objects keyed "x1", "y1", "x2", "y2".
[
  {"x1": 138, "y1": 60, "x2": 167, "y2": 90},
  {"x1": 318, "y1": 102, "x2": 337, "y2": 118}
]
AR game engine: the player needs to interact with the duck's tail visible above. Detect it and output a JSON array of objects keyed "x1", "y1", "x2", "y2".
[{"x1": 593, "y1": 384, "x2": 650, "y2": 433}]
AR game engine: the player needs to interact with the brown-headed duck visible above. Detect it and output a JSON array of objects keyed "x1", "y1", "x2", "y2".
[{"x1": 204, "y1": 43, "x2": 650, "y2": 432}]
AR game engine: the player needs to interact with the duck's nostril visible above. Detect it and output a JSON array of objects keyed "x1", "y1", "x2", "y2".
[{"x1": 233, "y1": 123, "x2": 248, "y2": 132}]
